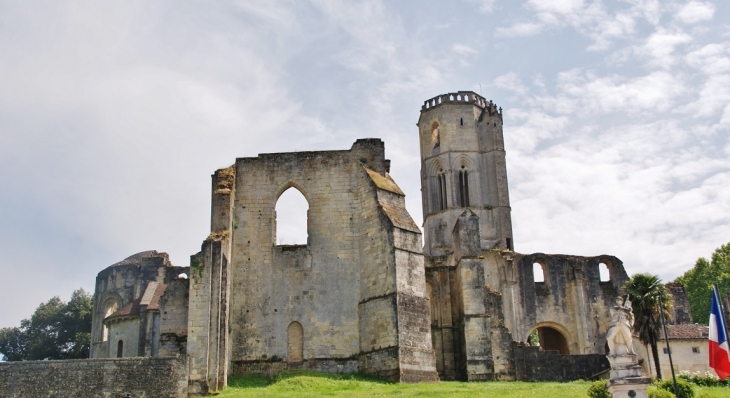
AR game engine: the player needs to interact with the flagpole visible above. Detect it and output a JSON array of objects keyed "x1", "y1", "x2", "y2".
[{"x1": 658, "y1": 293, "x2": 678, "y2": 397}]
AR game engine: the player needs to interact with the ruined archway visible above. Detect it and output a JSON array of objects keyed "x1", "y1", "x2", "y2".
[{"x1": 527, "y1": 323, "x2": 571, "y2": 355}]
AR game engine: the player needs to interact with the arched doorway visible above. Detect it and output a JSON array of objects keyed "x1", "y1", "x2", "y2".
[{"x1": 527, "y1": 324, "x2": 570, "y2": 355}]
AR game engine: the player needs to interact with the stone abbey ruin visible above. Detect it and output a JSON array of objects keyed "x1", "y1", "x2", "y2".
[{"x1": 0, "y1": 92, "x2": 694, "y2": 397}]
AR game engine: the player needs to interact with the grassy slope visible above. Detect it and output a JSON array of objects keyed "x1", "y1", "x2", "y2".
[{"x1": 218, "y1": 372, "x2": 730, "y2": 398}]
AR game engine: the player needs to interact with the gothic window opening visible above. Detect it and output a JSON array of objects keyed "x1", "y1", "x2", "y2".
[
  {"x1": 533, "y1": 262, "x2": 545, "y2": 283},
  {"x1": 599, "y1": 262, "x2": 610, "y2": 282},
  {"x1": 457, "y1": 167, "x2": 469, "y2": 207},
  {"x1": 436, "y1": 170, "x2": 447, "y2": 211},
  {"x1": 275, "y1": 187, "x2": 309, "y2": 245},
  {"x1": 117, "y1": 340, "x2": 123, "y2": 358},
  {"x1": 287, "y1": 321, "x2": 303, "y2": 362}
]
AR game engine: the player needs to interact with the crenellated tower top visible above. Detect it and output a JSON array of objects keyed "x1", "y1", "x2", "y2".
[
  {"x1": 420, "y1": 91, "x2": 502, "y2": 119},
  {"x1": 418, "y1": 90, "x2": 513, "y2": 255}
]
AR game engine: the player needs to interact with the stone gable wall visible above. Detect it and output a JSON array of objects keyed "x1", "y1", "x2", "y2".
[{"x1": 0, "y1": 356, "x2": 188, "y2": 398}]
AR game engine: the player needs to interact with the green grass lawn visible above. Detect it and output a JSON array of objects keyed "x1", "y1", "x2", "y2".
[{"x1": 215, "y1": 371, "x2": 730, "y2": 397}]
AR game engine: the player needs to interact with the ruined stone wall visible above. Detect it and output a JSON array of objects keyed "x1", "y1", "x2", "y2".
[
  {"x1": 498, "y1": 253, "x2": 628, "y2": 355},
  {"x1": 159, "y1": 278, "x2": 189, "y2": 356},
  {"x1": 512, "y1": 343, "x2": 609, "y2": 382},
  {"x1": 213, "y1": 139, "x2": 436, "y2": 382},
  {"x1": 228, "y1": 146, "x2": 367, "y2": 368},
  {"x1": 666, "y1": 282, "x2": 693, "y2": 324},
  {"x1": 90, "y1": 252, "x2": 186, "y2": 359},
  {"x1": 0, "y1": 356, "x2": 188, "y2": 398}
]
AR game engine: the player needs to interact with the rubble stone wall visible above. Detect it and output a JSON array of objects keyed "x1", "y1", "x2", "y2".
[{"x1": 0, "y1": 356, "x2": 188, "y2": 398}]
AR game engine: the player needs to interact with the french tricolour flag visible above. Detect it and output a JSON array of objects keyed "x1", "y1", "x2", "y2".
[{"x1": 709, "y1": 287, "x2": 730, "y2": 379}]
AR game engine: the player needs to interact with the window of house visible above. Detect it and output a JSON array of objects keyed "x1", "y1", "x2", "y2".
[
  {"x1": 663, "y1": 347, "x2": 671, "y2": 354},
  {"x1": 117, "y1": 340, "x2": 124, "y2": 358},
  {"x1": 692, "y1": 347, "x2": 700, "y2": 354}
]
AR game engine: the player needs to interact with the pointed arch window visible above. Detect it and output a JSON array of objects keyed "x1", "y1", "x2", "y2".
[
  {"x1": 275, "y1": 187, "x2": 309, "y2": 245},
  {"x1": 457, "y1": 166, "x2": 470, "y2": 207},
  {"x1": 436, "y1": 170, "x2": 447, "y2": 211}
]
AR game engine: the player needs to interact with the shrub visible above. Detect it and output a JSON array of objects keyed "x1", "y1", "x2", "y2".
[
  {"x1": 587, "y1": 380, "x2": 610, "y2": 398},
  {"x1": 659, "y1": 379, "x2": 695, "y2": 398},
  {"x1": 649, "y1": 388, "x2": 676, "y2": 398}
]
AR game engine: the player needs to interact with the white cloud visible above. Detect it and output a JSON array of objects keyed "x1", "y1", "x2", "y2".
[
  {"x1": 495, "y1": 72, "x2": 528, "y2": 95},
  {"x1": 527, "y1": 0, "x2": 584, "y2": 15},
  {"x1": 676, "y1": 1, "x2": 715, "y2": 24},
  {"x1": 636, "y1": 29, "x2": 693, "y2": 68},
  {"x1": 465, "y1": 0, "x2": 498, "y2": 13},
  {"x1": 452, "y1": 43, "x2": 478, "y2": 56},
  {"x1": 551, "y1": 70, "x2": 685, "y2": 114}
]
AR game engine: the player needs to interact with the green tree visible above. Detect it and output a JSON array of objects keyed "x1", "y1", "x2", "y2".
[
  {"x1": 0, "y1": 288, "x2": 92, "y2": 361},
  {"x1": 623, "y1": 273, "x2": 672, "y2": 380},
  {"x1": 675, "y1": 242, "x2": 730, "y2": 325}
]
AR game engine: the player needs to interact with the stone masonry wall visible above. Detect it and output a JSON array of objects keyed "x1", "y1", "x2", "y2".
[
  {"x1": 666, "y1": 282, "x2": 693, "y2": 325},
  {"x1": 512, "y1": 343, "x2": 609, "y2": 381},
  {"x1": 0, "y1": 356, "x2": 188, "y2": 398}
]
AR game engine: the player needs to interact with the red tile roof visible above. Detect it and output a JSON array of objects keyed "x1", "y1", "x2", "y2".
[{"x1": 660, "y1": 324, "x2": 709, "y2": 340}]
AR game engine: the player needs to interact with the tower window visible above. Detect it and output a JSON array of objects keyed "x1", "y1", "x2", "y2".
[
  {"x1": 437, "y1": 172, "x2": 447, "y2": 211},
  {"x1": 460, "y1": 117, "x2": 463, "y2": 126},
  {"x1": 457, "y1": 169, "x2": 469, "y2": 207},
  {"x1": 117, "y1": 340, "x2": 123, "y2": 358}
]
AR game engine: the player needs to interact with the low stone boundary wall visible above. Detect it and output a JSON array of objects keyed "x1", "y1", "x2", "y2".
[
  {"x1": 231, "y1": 357, "x2": 359, "y2": 378},
  {"x1": 513, "y1": 344, "x2": 609, "y2": 381},
  {"x1": 0, "y1": 355, "x2": 188, "y2": 398}
]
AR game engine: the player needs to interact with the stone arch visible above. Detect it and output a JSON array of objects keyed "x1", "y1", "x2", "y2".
[
  {"x1": 101, "y1": 298, "x2": 119, "y2": 342},
  {"x1": 598, "y1": 256, "x2": 614, "y2": 283},
  {"x1": 451, "y1": 155, "x2": 476, "y2": 208},
  {"x1": 427, "y1": 160, "x2": 448, "y2": 212},
  {"x1": 273, "y1": 181, "x2": 310, "y2": 204},
  {"x1": 450, "y1": 154, "x2": 476, "y2": 171},
  {"x1": 527, "y1": 322, "x2": 572, "y2": 355},
  {"x1": 427, "y1": 159, "x2": 447, "y2": 177},
  {"x1": 287, "y1": 321, "x2": 304, "y2": 362},
  {"x1": 273, "y1": 183, "x2": 310, "y2": 246}
]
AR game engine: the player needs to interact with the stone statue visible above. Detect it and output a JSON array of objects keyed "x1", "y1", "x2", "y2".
[
  {"x1": 606, "y1": 295, "x2": 635, "y2": 355},
  {"x1": 605, "y1": 295, "x2": 650, "y2": 398}
]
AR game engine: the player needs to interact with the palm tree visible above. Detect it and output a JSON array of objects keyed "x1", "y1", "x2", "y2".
[{"x1": 622, "y1": 273, "x2": 672, "y2": 380}]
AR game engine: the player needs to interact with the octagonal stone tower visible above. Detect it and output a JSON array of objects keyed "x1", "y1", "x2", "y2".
[{"x1": 418, "y1": 91, "x2": 513, "y2": 258}]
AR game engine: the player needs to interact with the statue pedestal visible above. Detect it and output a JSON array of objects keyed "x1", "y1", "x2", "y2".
[
  {"x1": 606, "y1": 354, "x2": 651, "y2": 398},
  {"x1": 607, "y1": 377, "x2": 652, "y2": 398}
]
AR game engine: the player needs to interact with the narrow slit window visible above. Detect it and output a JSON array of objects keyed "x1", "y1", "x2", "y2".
[
  {"x1": 458, "y1": 169, "x2": 469, "y2": 207},
  {"x1": 117, "y1": 340, "x2": 123, "y2": 358},
  {"x1": 437, "y1": 172, "x2": 447, "y2": 211}
]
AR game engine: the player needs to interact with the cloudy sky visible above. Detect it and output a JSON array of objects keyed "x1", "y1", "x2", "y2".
[{"x1": 1, "y1": 0, "x2": 728, "y2": 328}]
